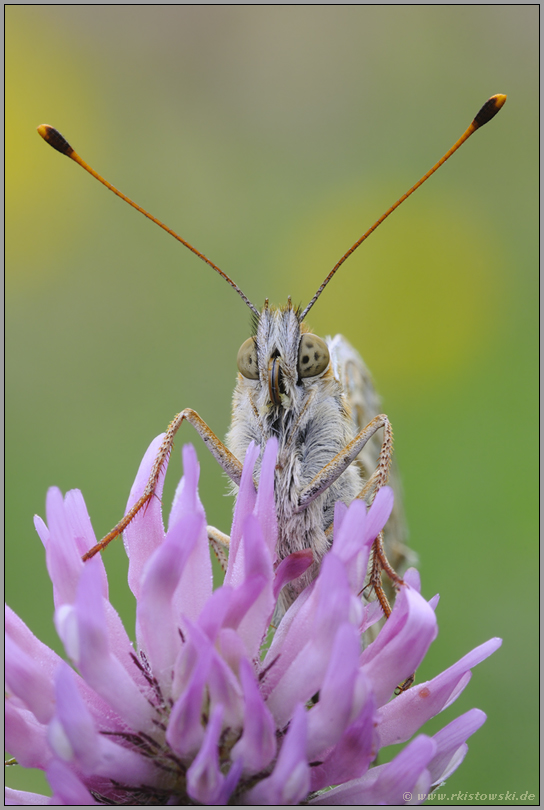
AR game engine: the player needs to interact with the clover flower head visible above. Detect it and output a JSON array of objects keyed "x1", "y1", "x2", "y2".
[{"x1": 5, "y1": 435, "x2": 501, "y2": 805}]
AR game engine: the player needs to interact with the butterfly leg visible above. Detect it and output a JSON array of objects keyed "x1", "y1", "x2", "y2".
[
  {"x1": 207, "y1": 525, "x2": 230, "y2": 573},
  {"x1": 82, "y1": 408, "x2": 242, "y2": 560},
  {"x1": 352, "y1": 421, "x2": 405, "y2": 617},
  {"x1": 352, "y1": 425, "x2": 415, "y2": 688},
  {"x1": 297, "y1": 414, "x2": 402, "y2": 616},
  {"x1": 296, "y1": 414, "x2": 392, "y2": 511}
]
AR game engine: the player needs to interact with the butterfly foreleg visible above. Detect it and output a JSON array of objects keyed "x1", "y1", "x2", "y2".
[
  {"x1": 295, "y1": 412, "x2": 402, "y2": 616},
  {"x1": 296, "y1": 414, "x2": 391, "y2": 512},
  {"x1": 207, "y1": 526, "x2": 230, "y2": 573},
  {"x1": 82, "y1": 408, "x2": 242, "y2": 561}
]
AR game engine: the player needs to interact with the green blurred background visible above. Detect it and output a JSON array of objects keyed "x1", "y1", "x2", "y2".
[{"x1": 6, "y1": 6, "x2": 537, "y2": 803}]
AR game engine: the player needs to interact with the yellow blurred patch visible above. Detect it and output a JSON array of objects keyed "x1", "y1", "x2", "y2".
[
  {"x1": 281, "y1": 182, "x2": 504, "y2": 393},
  {"x1": 6, "y1": 8, "x2": 99, "y2": 290}
]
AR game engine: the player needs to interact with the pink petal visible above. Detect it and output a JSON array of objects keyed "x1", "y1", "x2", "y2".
[
  {"x1": 377, "y1": 638, "x2": 502, "y2": 747},
  {"x1": 59, "y1": 558, "x2": 153, "y2": 731},
  {"x1": 306, "y1": 622, "x2": 360, "y2": 760},
  {"x1": 4, "y1": 787, "x2": 50, "y2": 805},
  {"x1": 63, "y1": 489, "x2": 107, "y2": 594},
  {"x1": 310, "y1": 682, "x2": 376, "y2": 792},
  {"x1": 331, "y1": 498, "x2": 372, "y2": 593},
  {"x1": 5, "y1": 610, "x2": 127, "y2": 753},
  {"x1": 265, "y1": 554, "x2": 352, "y2": 727},
  {"x1": 225, "y1": 442, "x2": 259, "y2": 587},
  {"x1": 207, "y1": 648, "x2": 245, "y2": 728},
  {"x1": 216, "y1": 626, "x2": 248, "y2": 672},
  {"x1": 137, "y1": 511, "x2": 203, "y2": 683},
  {"x1": 42, "y1": 487, "x2": 84, "y2": 606},
  {"x1": 49, "y1": 662, "x2": 99, "y2": 772},
  {"x1": 172, "y1": 621, "x2": 243, "y2": 733},
  {"x1": 46, "y1": 759, "x2": 96, "y2": 805},
  {"x1": 333, "y1": 499, "x2": 348, "y2": 535},
  {"x1": 167, "y1": 628, "x2": 212, "y2": 757},
  {"x1": 226, "y1": 514, "x2": 274, "y2": 657},
  {"x1": 5, "y1": 635, "x2": 56, "y2": 724},
  {"x1": 360, "y1": 599, "x2": 384, "y2": 633},
  {"x1": 245, "y1": 703, "x2": 310, "y2": 805},
  {"x1": 364, "y1": 485, "x2": 395, "y2": 544},
  {"x1": 102, "y1": 599, "x2": 147, "y2": 691},
  {"x1": 195, "y1": 585, "x2": 234, "y2": 642},
  {"x1": 33, "y1": 514, "x2": 49, "y2": 548},
  {"x1": 404, "y1": 567, "x2": 421, "y2": 591},
  {"x1": 428, "y1": 708, "x2": 486, "y2": 786},
  {"x1": 273, "y1": 549, "x2": 314, "y2": 600},
  {"x1": 231, "y1": 657, "x2": 276, "y2": 774},
  {"x1": 186, "y1": 704, "x2": 227, "y2": 805},
  {"x1": 167, "y1": 444, "x2": 202, "y2": 528},
  {"x1": 5, "y1": 606, "x2": 64, "y2": 692},
  {"x1": 361, "y1": 585, "x2": 438, "y2": 707},
  {"x1": 311, "y1": 734, "x2": 436, "y2": 805},
  {"x1": 332, "y1": 497, "x2": 368, "y2": 561},
  {"x1": 253, "y1": 437, "x2": 279, "y2": 561},
  {"x1": 123, "y1": 434, "x2": 168, "y2": 599},
  {"x1": 5, "y1": 701, "x2": 51, "y2": 770},
  {"x1": 32, "y1": 492, "x2": 140, "y2": 690},
  {"x1": 169, "y1": 445, "x2": 213, "y2": 622}
]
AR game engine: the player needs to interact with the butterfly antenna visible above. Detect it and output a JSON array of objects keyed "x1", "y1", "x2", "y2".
[
  {"x1": 37, "y1": 125, "x2": 260, "y2": 317},
  {"x1": 301, "y1": 93, "x2": 506, "y2": 320}
]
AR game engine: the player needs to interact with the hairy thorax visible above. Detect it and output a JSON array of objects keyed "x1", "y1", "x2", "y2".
[{"x1": 227, "y1": 335, "x2": 362, "y2": 607}]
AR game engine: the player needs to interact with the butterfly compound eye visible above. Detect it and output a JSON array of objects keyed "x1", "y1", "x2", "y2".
[
  {"x1": 237, "y1": 337, "x2": 259, "y2": 379},
  {"x1": 298, "y1": 334, "x2": 330, "y2": 378}
]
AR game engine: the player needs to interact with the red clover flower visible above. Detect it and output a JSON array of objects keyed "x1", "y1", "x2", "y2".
[{"x1": 5, "y1": 436, "x2": 501, "y2": 805}]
